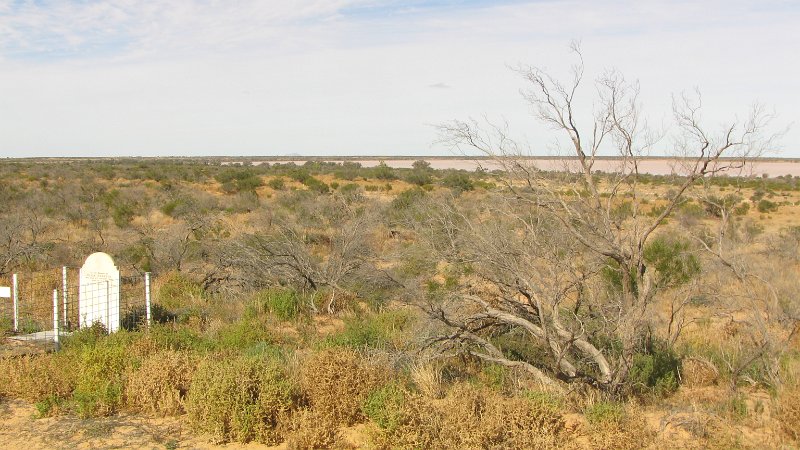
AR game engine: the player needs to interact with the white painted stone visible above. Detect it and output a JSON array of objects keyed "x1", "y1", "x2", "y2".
[
  {"x1": 0, "y1": 286, "x2": 9, "y2": 298},
  {"x1": 79, "y1": 252, "x2": 120, "y2": 332}
]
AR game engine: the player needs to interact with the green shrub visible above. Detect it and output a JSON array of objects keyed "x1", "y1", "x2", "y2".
[
  {"x1": 702, "y1": 194, "x2": 743, "y2": 218},
  {"x1": 156, "y1": 272, "x2": 204, "y2": 311},
  {"x1": 757, "y1": 198, "x2": 779, "y2": 213},
  {"x1": 70, "y1": 332, "x2": 140, "y2": 418},
  {"x1": 186, "y1": 354, "x2": 297, "y2": 444},
  {"x1": 585, "y1": 401, "x2": 626, "y2": 425},
  {"x1": 478, "y1": 364, "x2": 509, "y2": 391},
  {"x1": 628, "y1": 342, "x2": 681, "y2": 397},
  {"x1": 391, "y1": 187, "x2": 425, "y2": 210},
  {"x1": 363, "y1": 382, "x2": 407, "y2": 431},
  {"x1": 215, "y1": 168, "x2": 263, "y2": 194},
  {"x1": 212, "y1": 319, "x2": 273, "y2": 351},
  {"x1": 256, "y1": 288, "x2": 306, "y2": 321},
  {"x1": 733, "y1": 202, "x2": 750, "y2": 216},
  {"x1": 111, "y1": 202, "x2": 136, "y2": 228},
  {"x1": 643, "y1": 235, "x2": 700, "y2": 288},
  {"x1": 442, "y1": 171, "x2": 474, "y2": 192},
  {"x1": 373, "y1": 161, "x2": 397, "y2": 180},
  {"x1": 145, "y1": 323, "x2": 209, "y2": 352},
  {"x1": 406, "y1": 170, "x2": 432, "y2": 186},
  {"x1": 267, "y1": 177, "x2": 285, "y2": 190},
  {"x1": 323, "y1": 310, "x2": 410, "y2": 350},
  {"x1": 302, "y1": 176, "x2": 330, "y2": 194}
]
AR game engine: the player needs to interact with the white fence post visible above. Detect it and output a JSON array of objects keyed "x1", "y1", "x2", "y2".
[
  {"x1": 12, "y1": 273, "x2": 18, "y2": 332},
  {"x1": 145, "y1": 272, "x2": 152, "y2": 327},
  {"x1": 62, "y1": 266, "x2": 68, "y2": 327},
  {"x1": 53, "y1": 289, "x2": 60, "y2": 350},
  {"x1": 105, "y1": 280, "x2": 110, "y2": 332}
]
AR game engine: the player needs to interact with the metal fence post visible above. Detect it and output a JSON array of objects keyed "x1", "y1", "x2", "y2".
[
  {"x1": 145, "y1": 272, "x2": 152, "y2": 328},
  {"x1": 53, "y1": 289, "x2": 60, "y2": 350},
  {"x1": 62, "y1": 266, "x2": 68, "y2": 328},
  {"x1": 12, "y1": 273, "x2": 18, "y2": 332}
]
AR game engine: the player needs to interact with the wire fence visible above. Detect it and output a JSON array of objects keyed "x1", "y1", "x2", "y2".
[{"x1": 0, "y1": 267, "x2": 151, "y2": 349}]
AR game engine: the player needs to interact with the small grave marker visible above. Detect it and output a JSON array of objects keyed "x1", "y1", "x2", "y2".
[
  {"x1": 79, "y1": 252, "x2": 121, "y2": 332},
  {"x1": 0, "y1": 286, "x2": 10, "y2": 298}
]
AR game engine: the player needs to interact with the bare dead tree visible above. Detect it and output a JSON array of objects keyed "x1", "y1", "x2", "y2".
[
  {"x1": 428, "y1": 44, "x2": 778, "y2": 391},
  {"x1": 231, "y1": 201, "x2": 381, "y2": 314},
  {"x1": 0, "y1": 209, "x2": 49, "y2": 276}
]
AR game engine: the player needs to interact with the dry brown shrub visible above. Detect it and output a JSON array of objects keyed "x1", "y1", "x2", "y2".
[
  {"x1": 681, "y1": 356, "x2": 719, "y2": 388},
  {"x1": 186, "y1": 353, "x2": 298, "y2": 444},
  {"x1": 778, "y1": 385, "x2": 800, "y2": 442},
  {"x1": 0, "y1": 354, "x2": 75, "y2": 403},
  {"x1": 436, "y1": 384, "x2": 566, "y2": 449},
  {"x1": 125, "y1": 349, "x2": 196, "y2": 415},
  {"x1": 581, "y1": 404, "x2": 655, "y2": 450},
  {"x1": 285, "y1": 408, "x2": 347, "y2": 450},
  {"x1": 368, "y1": 383, "x2": 567, "y2": 449},
  {"x1": 299, "y1": 348, "x2": 388, "y2": 426}
]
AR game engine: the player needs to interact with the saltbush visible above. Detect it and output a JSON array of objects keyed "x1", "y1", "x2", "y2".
[
  {"x1": 186, "y1": 353, "x2": 297, "y2": 444},
  {"x1": 126, "y1": 349, "x2": 196, "y2": 415},
  {"x1": 299, "y1": 348, "x2": 388, "y2": 426},
  {"x1": 627, "y1": 342, "x2": 681, "y2": 397},
  {"x1": 363, "y1": 382, "x2": 407, "y2": 431}
]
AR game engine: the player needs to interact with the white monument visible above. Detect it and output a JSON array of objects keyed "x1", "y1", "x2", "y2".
[{"x1": 79, "y1": 252, "x2": 121, "y2": 332}]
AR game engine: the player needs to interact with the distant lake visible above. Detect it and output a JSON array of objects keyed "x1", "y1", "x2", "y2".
[{"x1": 235, "y1": 157, "x2": 800, "y2": 178}]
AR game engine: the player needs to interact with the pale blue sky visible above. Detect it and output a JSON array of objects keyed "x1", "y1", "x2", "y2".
[{"x1": 0, "y1": 0, "x2": 797, "y2": 157}]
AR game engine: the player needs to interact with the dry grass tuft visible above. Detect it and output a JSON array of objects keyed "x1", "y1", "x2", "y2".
[
  {"x1": 778, "y1": 385, "x2": 800, "y2": 442},
  {"x1": 299, "y1": 348, "x2": 388, "y2": 427},
  {"x1": 410, "y1": 362, "x2": 444, "y2": 399},
  {"x1": 681, "y1": 356, "x2": 719, "y2": 388},
  {"x1": 125, "y1": 350, "x2": 196, "y2": 416},
  {"x1": 285, "y1": 408, "x2": 347, "y2": 450}
]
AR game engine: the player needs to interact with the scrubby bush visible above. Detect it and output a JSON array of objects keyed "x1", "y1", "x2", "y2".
[
  {"x1": 628, "y1": 341, "x2": 681, "y2": 397},
  {"x1": 186, "y1": 353, "x2": 297, "y2": 444},
  {"x1": 302, "y1": 176, "x2": 330, "y2": 194},
  {"x1": 299, "y1": 348, "x2": 388, "y2": 426},
  {"x1": 214, "y1": 168, "x2": 263, "y2": 194},
  {"x1": 70, "y1": 332, "x2": 139, "y2": 418},
  {"x1": 156, "y1": 272, "x2": 205, "y2": 311},
  {"x1": 126, "y1": 350, "x2": 196, "y2": 415},
  {"x1": 211, "y1": 318, "x2": 273, "y2": 351},
  {"x1": 267, "y1": 177, "x2": 285, "y2": 190},
  {"x1": 363, "y1": 382, "x2": 407, "y2": 431},
  {"x1": 255, "y1": 288, "x2": 306, "y2": 321},
  {"x1": 757, "y1": 198, "x2": 779, "y2": 213},
  {"x1": 372, "y1": 161, "x2": 397, "y2": 180},
  {"x1": 367, "y1": 384, "x2": 566, "y2": 449},
  {"x1": 323, "y1": 310, "x2": 410, "y2": 350},
  {"x1": 390, "y1": 187, "x2": 425, "y2": 210},
  {"x1": 585, "y1": 400, "x2": 626, "y2": 425},
  {"x1": 284, "y1": 408, "x2": 344, "y2": 449},
  {"x1": 0, "y1": 353, "x2": 76, "y2": 410},
  {"x1": 441, "y1": 171, "x2": 474, "y2": 192},
  {"x1": 643, "y1": 235, "x2": 700, "y2": 288}
]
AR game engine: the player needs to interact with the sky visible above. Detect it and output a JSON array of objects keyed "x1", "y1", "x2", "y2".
[{"x1": 0, "y1": 0, "x2": 797, "y2": 158}]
